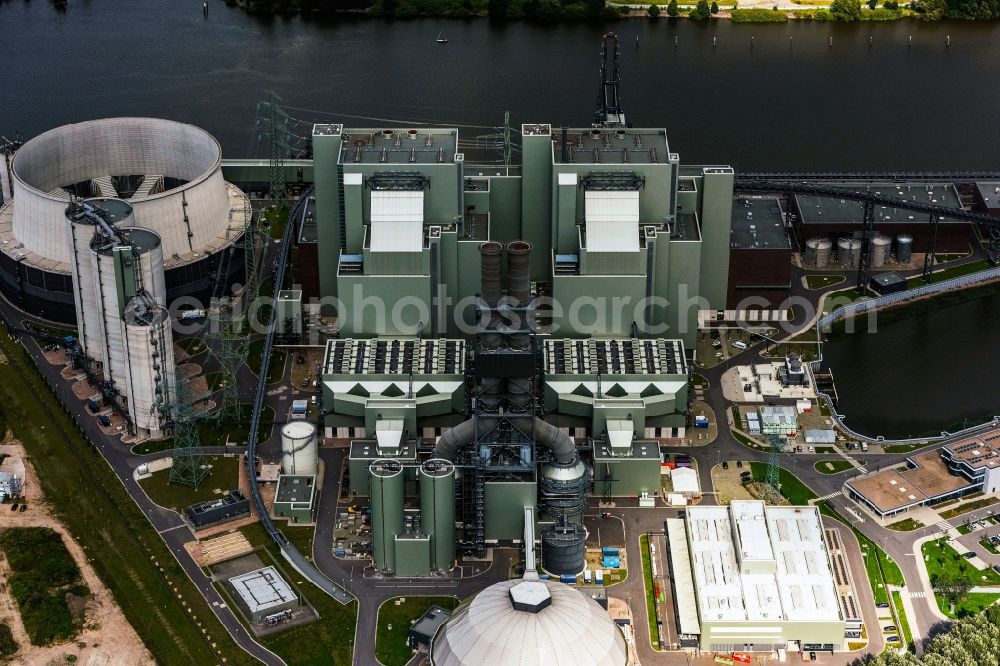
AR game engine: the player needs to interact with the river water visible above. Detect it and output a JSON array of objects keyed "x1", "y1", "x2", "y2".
[{"x1": 2, "y1": 0, "x2": 1000, "y2": 435}]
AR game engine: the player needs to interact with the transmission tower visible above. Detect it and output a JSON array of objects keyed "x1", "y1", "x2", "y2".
[
  {"x1": 165, "y1": 372, "x2": 210, "y2": 489},
  {"x1": 765, "y1": 433, "x2": 783, "y2": 501},
  {"x1": 257, "y1": 92, "x2": 292, "y2": 209},
  {"x1": 502, "y1": 111, "x2": 512, "y2": 168}
]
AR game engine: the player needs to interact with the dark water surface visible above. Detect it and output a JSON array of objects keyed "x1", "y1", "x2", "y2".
[
  {"x1": 3, "y1": 0, "x2": 1000, "y2": 169},
  {"x1": 3, "y1": 0, "x2": 1000, "y2": 436}
]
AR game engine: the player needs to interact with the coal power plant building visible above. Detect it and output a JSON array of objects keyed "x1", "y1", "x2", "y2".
[
  {"x1": 308, "y1": 123, "x2": 735, "y2": 346},
  {"x1": 0, "y1": 118, "x2": 249, "y2": 322}
]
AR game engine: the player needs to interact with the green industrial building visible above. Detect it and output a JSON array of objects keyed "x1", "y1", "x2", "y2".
[{"x1": 308, "y1": 123, "x2": 733, "y2": 346}]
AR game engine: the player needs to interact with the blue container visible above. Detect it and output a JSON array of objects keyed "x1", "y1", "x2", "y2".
[
  {"x1": 538, "y1": 573, "x2": 550, "y2": 580},
  {"x1": 559, "y1": 574, "x2": 577, "y2": 584},
  {"x1": 602, "y1": 547, "x2": 620, "y2": 556},
  {"x1": 334, "y1": 549, "x2": 345, "y2": 557},
  {"x1": 602, "y1": 556, "x2": 621, "y2": 569}
]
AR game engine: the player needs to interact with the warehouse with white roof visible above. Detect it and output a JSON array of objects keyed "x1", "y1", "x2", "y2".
[{"x1": 667, "y1": 500, "x2": 845, "y2": 654}]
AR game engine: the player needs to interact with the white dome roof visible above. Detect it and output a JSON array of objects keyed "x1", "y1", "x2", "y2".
[{"x1": 431, "y1": 579, "x2": 628, "y2": 666}]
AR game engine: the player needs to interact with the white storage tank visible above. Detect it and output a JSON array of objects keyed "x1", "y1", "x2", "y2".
[
  {"x1": 837, "y1": 238, "x2": 862, "y2": 269},
  {"x1": 896, "y1": 234, "x2": 914, "y2": 264},
  {"x1": 281, "y1": 421, "x2": 319, "y2": 476},
  {"x1": 804, "y1": 237, "x2": 832, "y2": 268},
  {"x1": 120, "y1": 299, "x2": 175, "y2": 438},
  {"x1": 90, "y1": 227, "x2": 165, "y2": 387},
  {"x1": 65, "y1": 198, "x2": 134, "y2": 361},
  {"x1": 870, "y1": 234, "x2": 892, "y2": 268}
]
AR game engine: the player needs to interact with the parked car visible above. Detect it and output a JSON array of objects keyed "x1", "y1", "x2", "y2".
[
  {"x1": 883, "y1": 625, "x2": 897, "y2": 633},
  {"x1": 18, "y1": 504, "x2": 25, "y2": 512},
  {"x1": 876, "y1": 602, "x2": 890, "y2": 609},
  {"x1": 962, "y1": 551, "x2": 976, "y2": 559},
  {"x1": 733, "y1": 341, "x2": 748, "y2": 350},
  {"x1": 736, "y1": 460, "x2": 743, "y2": 468},
  {"x1": 887, "y1": 636, "x2": 900, "y2": 643},
  {"x1": 808, "y1": 446, "x2": 815, "y2": 453},
  {"x1": 992, "y1": 564, "x2": 1000, "y2": 574},
  {"x1": 9, "y1": 504, "x2": 17, "y2": 512},
  {"x1": 87, "y1": 400, "x2": 100, "y2": 413},
  {"x1": 97, "y1": 414, "x2": 111, "y2": 427},
  {"x1": 722, "y1": 461, "x2": 729, "y2": 470},
  {"x1": 711, "y1": 340, "x2": 722, "y2": 349}
]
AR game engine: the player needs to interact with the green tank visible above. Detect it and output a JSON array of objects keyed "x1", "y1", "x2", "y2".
[
  {"x1": 419, "y1": 459, "x2": 455, "y2": 572},
  {"x1": 369, "y1": 459, "x2": 404, "y2": 572}
]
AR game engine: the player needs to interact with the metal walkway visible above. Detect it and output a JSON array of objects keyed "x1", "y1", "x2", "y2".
[{"x1": 243, "y1": 187, "x2": 353, "y2": 606}]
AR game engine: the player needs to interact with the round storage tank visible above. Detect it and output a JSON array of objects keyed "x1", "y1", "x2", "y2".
[
  {"x1": 369, "y1": 459, "x2": 405, "y2": 573},
  {"x1": 837, "y1": 238, "x2": 862, "y2": 269},
  {"x1": 121, "y1": 300, "x2": 174, "y2": 438},
  {"x1": 89, "y1": 227, "x2": 165, "y2": 386},
  {"x1": 539, "y1": 456, "x2": 591, "y2": 523},
  {"x1": 870, "y1": 234, "x2": 892, "y2": 268},
  {"x1": 65, "y1": 198, "x2": 135, "y2": 360},
  {"x1": 541, "y1": 521, "x2": 586, "y2": 577},
  {"x1": 804, "y1": 237, "x2": 832, "y2": 268},
  {"x1": 896, "y1": 234, "x2": 914, "y2": 264},
  {"x1": 419, "y1": 459, "x2": 455, "y2": 572},
  {"x1": 281, "y1": 421, "x2": 319, "y2": 476}
]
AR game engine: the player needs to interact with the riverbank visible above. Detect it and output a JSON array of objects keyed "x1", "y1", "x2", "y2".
[{"x1": 225, "y1": 0, "x2": 980, "y2": 22}]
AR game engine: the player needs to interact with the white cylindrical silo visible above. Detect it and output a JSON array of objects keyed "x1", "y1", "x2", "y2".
[
  {"x1": 837, "y1": 238, "x2": 862, "y2": 269},
  {"x1": 281, "y1": 421, "x2": 319, "y2": 476},
  {"x1": 121, "y1": 299, "x2": 175, "y2": 438},
  {"x1": 65, "y1": 198, "x2": 135, "y2": 361}
]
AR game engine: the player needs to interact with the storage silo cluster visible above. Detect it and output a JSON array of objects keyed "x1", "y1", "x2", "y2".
[
  {"x1": 65, "y1": 199, "x2": 174, "y2": 438},
  {"x1": 836, "y1": 238, "x2": 862, "y2": 269},
  {"x1": 870, "y1": 234, "x2": 892, "y2": 268},
  {"x1": 896, "y1": 234, "x2": 913, "y2": 263},
  {"x1": 803, "y1": 237, "x2": 832, "y2": 268},
  {"x1": 418, "y1": 459, "x2": 456, "y2": 572}
]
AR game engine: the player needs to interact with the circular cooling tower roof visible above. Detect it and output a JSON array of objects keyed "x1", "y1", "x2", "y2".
[
  {"x1": 430, "y1": 578, "x2": 627, "y2": 666},
  {"x1": 5, "y1": 117, "x2": 244, "y2": 272}
]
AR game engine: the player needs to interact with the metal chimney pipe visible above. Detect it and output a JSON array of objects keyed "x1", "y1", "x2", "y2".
[
  {"x1": 506, "y1": 240, "x2": 533, "y2": 306},
  {"x1": 479, "y1": 241, "x2": 504, "y2": 307},
  {"x1": 561, "y1": 126, "x2": 569, "y2": 162}
]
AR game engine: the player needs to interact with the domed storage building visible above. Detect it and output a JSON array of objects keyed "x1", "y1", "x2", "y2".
[{"x1": 430, "y1": 577, "x2": 628, "y2": 666}]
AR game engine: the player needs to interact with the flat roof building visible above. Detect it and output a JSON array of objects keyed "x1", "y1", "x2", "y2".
[
  {"x1": 671, "y1": 501, "x2": 845, "y2": 653},
  {"x1": 273, "y1": 474, "x2": 317, "y2": 524},
  {"x1": 845, "y1": 429, "x2": 1000, "y2": 517},
  {"x1": 790, "y1": 183, "x2": 971, "y2": 253},
  {"x1": 228, "y1": 566, "x2": 299, "y2": 623}
]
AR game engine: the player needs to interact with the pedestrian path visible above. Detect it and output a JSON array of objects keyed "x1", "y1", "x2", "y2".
[
  {"x1": 909, "y1": 591, "x2": 928, "y2": 599},
  {"x1": 818, "y1": 490, "x2": 843, "y2": 501},
  {"x1": 933, "y1": 519, "x2": 954, "y2": 533}
]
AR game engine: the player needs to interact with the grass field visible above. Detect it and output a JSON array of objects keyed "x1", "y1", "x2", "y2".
[
  {"x1": 890, "y1": 590, "x2": 913, "y2": 651},
  {"x1": 0, "y1": 324, "x2": 255, "y2": 664},
  {"x1": 906, "y1": 259, "x2": 990, "y2": 288},
  {"x1": 176, "y1": 336, "x2": 207, "y2": 356},
  {"x1": 639, "y1": 534, "x2": 660, "y2": 650},
  {"x1": 247, "y1": 338, "x2": 287, "y2": 385},
  {"x1": 197, "y1": 404, "x2": 275, "y2": 447},
  {"x1": 814, "y1": 460, "x2": 854, "y2": 475},
  {"x1": 0, "y1": 527, "x2": 87, "y2": 646},
  {"x1": 806, "y1": 275, "x2": 846, "y2": 289},
  {"x1": 887, "y1": 518, "x2": 925, "y2": 532},
  {"x1": 749, "y1": 462, "x2": 817, "y2": 504},
  {"x1": 376, "y1": 597, "x2": 459, "y2": 666},
  {"x1": 0, "y1": 622, "x2": 15, "y2": 658},
  {"x1": 235, "y1": 523, "x2": 358, "y2": 664},
  {"x1": 922, "y1": 539, "x2": 1000, "y2": 586},
  {"x1": 940, "y1": 496, "x2": 1000, "y2": 520},
  {"x1": 138, "y1": 456, "x2": 240, "y2": 511}
]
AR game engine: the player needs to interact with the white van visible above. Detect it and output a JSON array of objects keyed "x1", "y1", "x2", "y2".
[{"x1": 733, "y1": 340, "x2": 748, "y2": 350}]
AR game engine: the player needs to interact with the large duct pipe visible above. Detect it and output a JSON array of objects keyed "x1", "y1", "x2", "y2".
[
  {"x1": 479, "y1": 241, "x2": 504, "y2": 307},
  {"x1": 434, "y1": 416, "x2": 575, "y2": 465},
  {"x1": 506, "y1": 240, "x2": 532, "y2": 306}
]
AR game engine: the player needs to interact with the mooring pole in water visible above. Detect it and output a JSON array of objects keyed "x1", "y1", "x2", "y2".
[
  {"x1": 829, "y1": 35, "x2": 833, "y2": 48},
  {"x1": 946, "y1": 35, "x2": 951, "y2": 47},
  {"x1": 713, "y1": 36, "x2": 717, "y2": 48},
  {"x1": 750, "y1": 36, "x2": 754, "y2": 49},
  {"x1": 908, "y1": 35, "x2": 912, "y2": 48}
]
